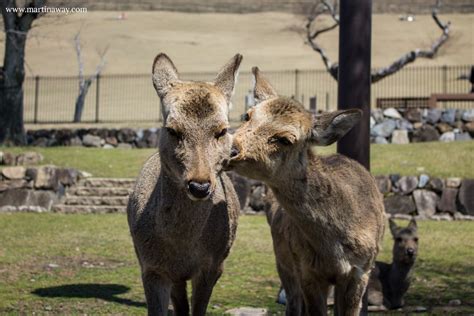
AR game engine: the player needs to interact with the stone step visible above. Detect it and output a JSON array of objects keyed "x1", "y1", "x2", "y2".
[
  {"x1": 63, "y1": 196, "x2": 129, "y2": 206},
  {"x1": 78, "y1": 178, "x2": 136, "y2": 188},
  {"x1": 52, "y1": 204, "x2": 127, "y2": 214},
  {"x1": 67, "y1": 186, "x2": 132, "y2": 197}
]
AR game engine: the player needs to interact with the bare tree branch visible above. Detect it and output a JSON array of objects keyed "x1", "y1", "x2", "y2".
[
  {"x1": 305, "y1": 0, "x2": 339, "y2": 80},
  {"x1": 306, "y1": 0, "x2": 451, "y2": 83},
  {"x1": 73, "y1": 29, "x2": 108, "y2": 122}
]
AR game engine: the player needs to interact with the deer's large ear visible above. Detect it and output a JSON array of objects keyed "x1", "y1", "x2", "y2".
[
  {"x1": 214, "y1": 54, "x2": 243, "y2": 104},
  {"x1": 252, "y1": 67, "x2": 277, "y2": 103},
  {"x1": 389, "y1": 218, "x2": 399, "y2": 236},
  {"x1": 408, "y1": 218, "x2": 417, "y2": 231},
  {"x1": 152, "y1": 53, "x2": 179, "y2": 99},
  {"x1": 310, "y1": 109, "x2": 362, "y2": 146}
]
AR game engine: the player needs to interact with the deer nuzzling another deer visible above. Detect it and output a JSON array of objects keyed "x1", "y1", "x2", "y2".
[
  {"x1": 127, "y1": 53, "x2": 242, "y2": 316},
  {"x1": 228, "y1": 67, "x2": 386, "y2": 315}
]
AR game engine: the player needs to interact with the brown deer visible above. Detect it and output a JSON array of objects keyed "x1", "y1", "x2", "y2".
[
  {"x1": 228, "y1": 67, "x2": 385, "y2": 316},
  {"x1": 127, "y1": 53, "x2": 242, "y2": 316},
  {"x1": 368, "y1": 218, "x2": 418, "y2": 311}
]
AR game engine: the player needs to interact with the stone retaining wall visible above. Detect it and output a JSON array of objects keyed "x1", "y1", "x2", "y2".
[
  {"x1": 18, "y1": 108, "x2": 474, "y2": 149},
  {"x1": 1, "y1": 165, "x2": 473, "y2": 220},
  {"x1": 0, "y1": 166, "x2": 83, "y2": 212}
]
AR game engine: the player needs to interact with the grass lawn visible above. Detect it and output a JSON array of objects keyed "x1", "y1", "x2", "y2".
[
  {"x1": 4, "y1": 141, "x2": 474, "y2": 179},
  {"x1": 0, "y1": 214, "x2": 473, "y2": 314}
]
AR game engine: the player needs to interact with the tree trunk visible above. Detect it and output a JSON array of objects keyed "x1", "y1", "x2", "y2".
[
  {"x1": 0, "y1": 30, "x2": 27, "y2": 145},
  {"x1": 73, "y1": 79, "x2": 92, "y2": 122}
]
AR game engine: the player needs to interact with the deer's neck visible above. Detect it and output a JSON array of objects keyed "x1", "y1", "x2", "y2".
[
  {"x1": 268, "y1": 152, "x2": 334, "y2": 229},
  {"x1": 387, "y1": 260, "x2": 413, "y2": 302},
  {"x1": 154, "y1": 168, "x2": 215, "y2": 241}
]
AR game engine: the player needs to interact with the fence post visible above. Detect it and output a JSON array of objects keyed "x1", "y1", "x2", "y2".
[
  {"x1": 95, "y1": 74, "x2": 100, "y2": 123},
  {"x1": 34, "y1": 75, "x2": 39, "y2": 124},
  {"x1": 442, "y1": 65, "x2": 447, "y2": 93},
  {"x1": 294, "y1": 69, "x2": 299, "y2": 101}
]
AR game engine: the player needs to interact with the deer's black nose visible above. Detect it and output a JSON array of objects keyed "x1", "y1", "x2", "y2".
[
  {"x1": 406, "y1": 248, "x2": 415, "y2": 256},
  {"x1": 230, "y1": 145, "x2": 240, "y2": 158},
  {"x1": 188, "y1": 181, "x2": 211, "y2": 199}
]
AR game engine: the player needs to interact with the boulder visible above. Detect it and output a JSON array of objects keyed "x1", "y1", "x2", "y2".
[
  {"x1": 371, "y1": 109, "x2": 384, "y2": 123},
  {"x1": 455, "y1": 132, "x2": 472, "y2": 141},
  {"x1": 396, "y1": 176, "x2": 418, "y2": 195},
  {"x1": 396, "y1": 119, "x2": 413, "y2": 131},
  {"x1": 15, "y1": 151, "x2": 44, "y2": 166},
  {"x1": 413, "y1": 122, "x2": 423, "y2": 129},
  {"x1": 375, "y1": 175, "x2": 392, "y2": 195},
  {"x1": 390, "y1": 174, "x2": 401, "y2": 187},
  {"x1": 383, "y1": 108, "x2": 403, "y2": 119},
  {"x1": 371, "y1": 120, "x2": 397, "y2": 138},
  {"x1": 374, "y1": 136, "x2": 388, "y2": 144},
  {"x1": 34, "y1": 166, "x2": 59, "y2": 190},
  {"x1": 435, "y1": 122, "x2": 453, "y2": 134},
  {"x1": 446, "y1": 177, "x2": 462, "y2": 188},
  {"x1": 413, "y1": 189, "x2": 439, "y2": 218},
  {"x1": 117, "y1": 128, "x2": 137, "y2": 143},
  {"x1": 0, "y1": 189, "x2": 58, "y2": 211},
  {"x1": 428, "y1": 177, "x2": 444, "y2": 193},
  {"x1": 418, "y1": 174, "x2": 430, "y2": 188},
  {"x1": 437, "y1": 188, "x2": 458, "y2": 213},
  {"x1": 424, "y1": 109, "x2": 442, "y2": 124},
  {"x1": 405, "y1": 109, "x2": 422, "y2": 122},
  {"x1": 70, "y1": 137, "x2": 83, "y2": 146},
  {"x1": 1, "y1": 166, "x2": 26, "y2": 180},
  {"x1": 391, "y1": 130, "x2": 409, "y2": 144},
  {"x1": 384, "y1": 195, "x2": 416, "y2": 215},
  {"x1": 105, "y1": 136, "x2": 118, "y2": 146},
  {"x1": 462, "y1": 109, "x2": 474, "y2": 122},
  {"x1": 145, "y1": 131, "x2": 159, "y2": 148},
  {"x1": 464, "y1": 122, "x2": 474, "y2": 136},
  {"x1": 0, "y1": 179, "x2": 30, "y2": 192},
  {"x1": 2, "y1": 152, "x2": 17, "y2": 166},
  {"x1": 103, "y1": 144, "x2": 114, "y2": 149},
  {"x1": 431, "y1": 213, "x2": 453, "y2": 221},
  {"x1": 370, "y1": 116, "x2": 376, "y2": 128},
  {"x1": 56, "y1": 168, "x2": 79, "y2": 186},
  {"x1": 439, "y1": 131, "x2": 455, "y2": 142},
  {"x1": 441, "y1": 109, "x2": 456, "y2": 124},
  {"x1": 411, "y1": 125, "x2": 440, "y2": 142},
  {"x1": 82, "y1": 134, "x2": 102, "y2": 148},
  {"x1": 458, "y1": 179, "x2": 474, "y2": 215}
]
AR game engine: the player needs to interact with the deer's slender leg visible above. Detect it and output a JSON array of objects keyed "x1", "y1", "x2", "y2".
[
  {"x1": 171, "y1": 280, "x2": 189, "y2": 316},
  {"x1": 191, "y1": 264, "x2": 223, "y2": 316},
  {"x1": 142, "y1": 270, "x2": 172, "y2": 316},
  {"x1": 334, "y1": 267, "x2": 370, "y2": 316},
  {"x1": 277, "y1": 262, "x2": 303, "y2": 316},
  {"x1": 300, "y1": 278, "x2": 329, "y2": 316}
]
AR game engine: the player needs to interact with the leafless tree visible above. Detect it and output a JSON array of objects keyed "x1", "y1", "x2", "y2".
[
  {"x1": 306, "y1": 0, "x2": 451, "y2": 83},
  {"x1": 0, "y1": 0, "x2": 46, "y2": 145},
  {"x1": 73, "y1": 29, "x2": 108, "y2": 122}
]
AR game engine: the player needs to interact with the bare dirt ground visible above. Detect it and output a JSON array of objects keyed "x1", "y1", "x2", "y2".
[{"x1": 0, "y1": 11, "x2": 472, "y2": 76}]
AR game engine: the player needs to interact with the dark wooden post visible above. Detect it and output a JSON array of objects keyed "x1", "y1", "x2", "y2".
[
  {"x1": 337, "y1": 0, "x2": 372, "y2": 172},
  {"x1": 337, "y1": 2, "x2": 372, "y2": 313}
]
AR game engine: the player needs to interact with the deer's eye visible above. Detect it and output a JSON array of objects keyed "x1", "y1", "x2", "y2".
[
  {"x1": 243, "y1": 113, "x2": 250, "y2": 121},
  {"x1": 414, "y1": 237, "x2": 419, "y2": 243},
  {"x1": 166, "y1": 128, "x2": 182, "y2": 140},
  {"x1": 269, "y1": 136, "x2": 292, "y2": 146},
  {"x1": 395, "y1": 237, "x2": 403, "y2": 243},
  {"x1": 215, "y1": 128, "x2": 228, "y2": 139}
]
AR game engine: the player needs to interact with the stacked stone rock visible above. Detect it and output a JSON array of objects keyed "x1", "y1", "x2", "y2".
[
  {"x1": 376, "y1": 175, "x2": 474, "y2": 221},
  {"x1": 371, "y1": 108, "x2": 474, "y2": 144},
  {"x1": 0, "y1": 165, "x2": 82, "y2": 212}
]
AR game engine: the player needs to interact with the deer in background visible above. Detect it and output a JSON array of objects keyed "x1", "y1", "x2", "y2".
[
  {"x1": 127, "y1": 53, "x2": 242, "y2": 316},
  {"x1": 368, "y1": 218, "x2": 418, "y2": 311},
  {"x1": 228, "y1": 67, "x2": 385, "y2": 315}
]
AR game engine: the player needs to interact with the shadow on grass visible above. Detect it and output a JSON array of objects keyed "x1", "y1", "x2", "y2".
[{"x1": 32, "y1": 283, "x2": 145, "y2": 308}]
